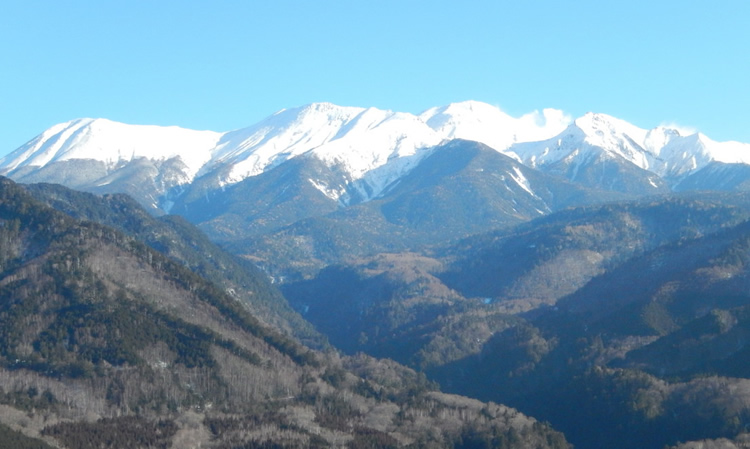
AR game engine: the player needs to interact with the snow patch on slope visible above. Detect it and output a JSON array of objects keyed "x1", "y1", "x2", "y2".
[
  {"x1": 510, "y1": 166, "x2": 535, "y2": 196},
  {"x1": 308, "y1": 178, "x2": 346, "y2": 202}
]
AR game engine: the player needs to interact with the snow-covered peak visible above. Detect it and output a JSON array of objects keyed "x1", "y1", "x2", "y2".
[
  {"x1": 313, "y1": 109, "x2": 442, "y2": 201},
  {"x1": 510, "y1": 110, "x2": 750, "y2": 182},
  {"x1": 204, "y1": 103, "x2": 442, "y2": 200},
  {"x1": 420, "y1": 101, "x2": 571, "y2": 152},
  {"x1": 308, "y1": 108, "x2": 440, "y2": 176},
  {"x1": 205, "y1": 103, "x2": 369, "y2": 181},
  {"x1": 656, "y1": 132, "x2": 750, "y2": 177},
  {"x1": 573, "y1": 113, "x2": 648, "y2": 151},
  {"x1": 420, "y1": 101, "x2": 514, "y2": 130},
  {"x1": 643, "y1": 126, "x2": 683, "y2": 155},
  {"x1": 512, "y1": 115, "x2": 643, "y2": 169},
  {"x1": 0, "y1": 118, "x2": 222, "y2": 178}
]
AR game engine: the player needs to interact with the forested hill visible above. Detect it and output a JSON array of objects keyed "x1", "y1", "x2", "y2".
[
  {"x1": 0, "y1": 176, "x2": 569, "y2": 448},
  {"x1": 22, "y1": 181, "x2": 324, "y2": 347}
]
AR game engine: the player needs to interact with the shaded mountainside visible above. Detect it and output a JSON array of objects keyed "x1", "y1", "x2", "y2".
[
  {"x1": 436, "y1": 213, "x2": 750, "y2": 449},
  {"x1": 282, "y1": 252, "x2": 522, "y2": 370},
  {"x1": 0, "y1": 177, "x2": 569, "y2": 448},
  {"x1": 441, "y1": 195, "x2": 750, "y2": 307},
  {"x1": 6, "y1": 156, "x2": 197, "y2": 214},
  {"x1": 675, "y1": 161, "x2": 750, "y2": 192},
  {"x1": 233, "y1": 140, "x2": 626, "y2": 281},
  {"x1": 283, "y1": 194, "x2": 750, "y2": 449},
  {"x1": 376, "y1": 140, "x2": 621, "y2": 236},
  {"x1": 283, "y1": 195, "x2": 750, "y2": 368},
  {"x1": 170, "y1": 156, "x2": 348, "y2": 240}
]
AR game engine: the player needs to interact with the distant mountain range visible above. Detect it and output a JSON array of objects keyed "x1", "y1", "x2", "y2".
[
  {"x1": 5, "y1": 101, "x2": 750, "y2": 280},
  {"x1": 4, "y1": 101, "x2": 750, "y2": 214},
  {"x1": 0, "y1": 102, "x2": 568, "y2": 211}
]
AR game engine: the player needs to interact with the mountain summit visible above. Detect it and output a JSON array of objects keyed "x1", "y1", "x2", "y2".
[
  {"x1": 512, "y1": 112, "x2": 750, "y2": 186},
  {"x1": 1, "y1": 118, "x2": 221, "y2": 178}
]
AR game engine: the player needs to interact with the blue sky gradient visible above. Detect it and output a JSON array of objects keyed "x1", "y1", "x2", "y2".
[{"x1": 2, "y1": 1, "x2": 749, "y2": 155}]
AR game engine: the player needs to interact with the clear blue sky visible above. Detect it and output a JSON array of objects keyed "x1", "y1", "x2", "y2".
[{"x1": 2, "y1": 1, "x2": 749, "y2": 155}]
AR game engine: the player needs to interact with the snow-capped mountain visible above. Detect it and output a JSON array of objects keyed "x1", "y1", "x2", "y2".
[
  {"x1": 657, "y1": 132, "x2": 750, "y2": 178},
  {"x1": 1, "y1": 118, "x2": 222, "y2": 179},
  {"x1": 510, "y1": 112, "x2": 750, "y2": 189},
  {"x1": 205, "y1": 103, "x2": 435, "y2": 181},
  {"x1": 3, "y1": 101, "x2": 750, "y2": 215},
  {"x1": 196, "y1": 101, "x2": 576, "y2": 203},
  {"x1": 512, "y1": 113, "x2": 659, "y2": 169},
  {"x1": 200, "y1": 103, "x2": 443, "y2": 203},
  {"x1": 418, "y1": 100, "x2": 571, "y2": 153},
  {"x1": 0, "y1": 101, "x2": 576, "y2": 209}
]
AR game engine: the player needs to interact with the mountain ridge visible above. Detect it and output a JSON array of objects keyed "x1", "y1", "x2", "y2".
[{"x1": 6, "y1": 101, "x2": 748, "y2": 216}]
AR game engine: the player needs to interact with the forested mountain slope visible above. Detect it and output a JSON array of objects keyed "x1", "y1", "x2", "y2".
[
  {"x1": 284, "y1": 193, "x2": 750, "y2": 449},
  {"x1": 237, "y1": 140, "x2": 626, "y2": 280},
  {"x1": 22, "y1": 182, "x2": 323, "y2": 347},
  {"x1": 0, "y1": 176, "x2": 568, "y2": 448}
]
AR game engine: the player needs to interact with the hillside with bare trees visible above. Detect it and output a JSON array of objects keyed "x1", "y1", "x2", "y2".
[{"x1": 0, "y1": 176, "x2": 569, "y2": 448}]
